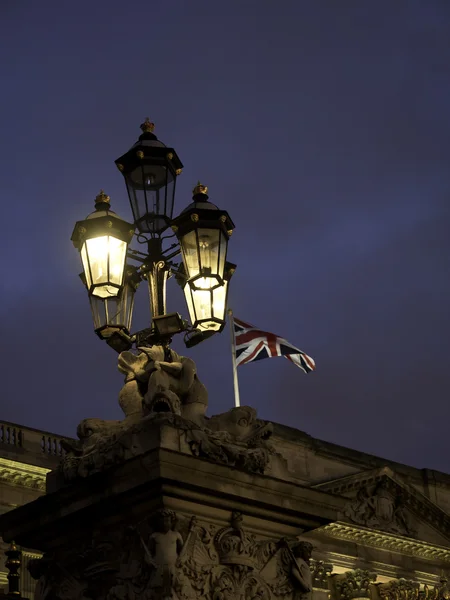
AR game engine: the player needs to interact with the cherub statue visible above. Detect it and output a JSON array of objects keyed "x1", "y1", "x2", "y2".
[{"x1": 139, "y1": 509, "x2": 196, "y2": 600}]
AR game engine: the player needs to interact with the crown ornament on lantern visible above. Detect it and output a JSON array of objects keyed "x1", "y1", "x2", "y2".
[
  {"x1": 192, "y1": 181, "x2": 208, "y2": 197},
  {"x1": 140, "y1": 117, "x2": 155, "y2": 133},
  {"x1": 214, "y1": 511, "x2": 259, "y2": 568},
  {"x1": 94, "y1": 190, "x2": 111, "y2": 208}
]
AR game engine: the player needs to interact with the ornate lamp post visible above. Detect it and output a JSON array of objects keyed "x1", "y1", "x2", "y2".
[{"x1": 71, "y1": 119, "x2": 235, "y2": 351}]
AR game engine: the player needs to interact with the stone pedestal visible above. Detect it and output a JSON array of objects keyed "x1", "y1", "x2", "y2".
[{"x1": 0, "y1": 412, "x2": 344, "y2": 600}]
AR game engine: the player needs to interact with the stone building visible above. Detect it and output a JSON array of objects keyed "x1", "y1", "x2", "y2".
[
  {"x1": 0, "y1": 420, "x2": 69, "y2": 599},
  {"x1": 1, "y1": 407, "x2": 450, "y2": 600}
]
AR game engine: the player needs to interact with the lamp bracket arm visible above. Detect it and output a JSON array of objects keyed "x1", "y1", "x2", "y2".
[
  {"x1": 161, "y1": 245, "x2": 181, "y2": 261},
  {"x1": 127, "y1": 248, "x2": 148, "y2": 264}
]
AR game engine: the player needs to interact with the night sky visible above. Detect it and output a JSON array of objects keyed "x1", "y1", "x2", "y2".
[{"x1": 1, "y1": 2, "x2": 449, "y2": 472}]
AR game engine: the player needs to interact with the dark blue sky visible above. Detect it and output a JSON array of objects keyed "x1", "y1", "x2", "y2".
[{"x1": 1, "y1": 1, "x2": 449, "y2": 471}]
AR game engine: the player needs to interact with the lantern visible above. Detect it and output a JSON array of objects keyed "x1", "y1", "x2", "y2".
[
  {"x1": 71, "y1": 191, "x2": 135, "y2": 298},
  {"x1": 181, "y1": 262, "x2": 236, "y2": 332},
  {"x1": 172, "y1": 183, "x2": 234, "y2": 291},
  {"x1": 115, "y1": 119, "x2": 183, "y2": 236},
  {"x1": 80, "y1": 265, "x2": 141, "y2": 341}
]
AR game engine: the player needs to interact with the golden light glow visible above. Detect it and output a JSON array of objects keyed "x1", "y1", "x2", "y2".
[
  {"x1": 184, "y1": 281, "x2": 228, "y2": 331},
  {"x1": 81, "y1": 235, "x2": 126, "y2": 298}
]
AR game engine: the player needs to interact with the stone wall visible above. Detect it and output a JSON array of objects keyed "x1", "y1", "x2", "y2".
[
  {"x1": 1, "y1": 416, "x2": 450, "y2": 600},
  {"x1": 0, "y1": 420, "x2": 73, "y2": 598}
]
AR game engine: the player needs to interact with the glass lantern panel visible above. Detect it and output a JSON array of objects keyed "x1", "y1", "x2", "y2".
[
  {"x1": 211, "y1": 280, "x2": 228, "y2": 323},
  {"x1": 184, "y1": 285, "x2": 221, "y2": 331},
  {"x1": 84, "y1": 236, "x2": 127, "y2": 298},
  {"x1": 81, "y1": 243, "x2": 92, "y2": 289},
  {"x1": 126, "y1": 164, "x2": 173, "y2": 234},
  {"x1": 217, "y1": 231, "x2": 227, "y2": 285},
  {"x1": 196, "y1": 228, "x2": 222, "y2": 290},
  {"x1": 184, "y1": 281, "x2": 196, "y2": 326},
  {"x1": 109, "y1": 237, "x2": 127, "y2": 286},
  {"x1": 181, "y1": 230, "x2": 200, "y2": 279},
  {"x1": 89, "y1": 281, "x2": 136, "y2": 338}
]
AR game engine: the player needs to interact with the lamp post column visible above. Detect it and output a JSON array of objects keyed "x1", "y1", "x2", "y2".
[{"x1": 145, "y1": 238, "x2": 169, "y2": 318}]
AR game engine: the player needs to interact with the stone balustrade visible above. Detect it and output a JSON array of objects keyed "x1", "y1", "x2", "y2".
[{"x1": 0, "y1": 420, "x2": 74, "y2": 469}]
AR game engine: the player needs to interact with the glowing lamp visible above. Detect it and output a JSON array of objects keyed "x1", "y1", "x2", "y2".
[
  {"x1": 182, "y1": 262, "x2": 236, "y2": 332},
  {"x1": 172, "y1": 183, "x2": 234, "y2": 291},
  {"x1": 71, "y1": 191, "x2": 135, "y2": 298}
]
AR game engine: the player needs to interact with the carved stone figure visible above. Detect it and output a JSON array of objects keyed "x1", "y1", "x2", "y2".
[
  {"x1": 141, "y1": 509, "x2": 195, "y2": 600},
  {"x1": 279, "y1": 540, "x2": 313, "y2": 600},
  {"x1": 52, "y1": 346, "x2": 279, "y2": 486},
  {"x1": 118, "y1": 346, "x2": 208, "y2": 423},
  {"x1": 344, "y1": 480, "x2": 416, "y2": 537},
  {"x1": 27, "y1": 511, "x2": 314, "y2": 600}
]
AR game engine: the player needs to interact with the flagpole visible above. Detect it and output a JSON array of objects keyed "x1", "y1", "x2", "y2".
[{"x1": 227, "y1": 309, "x2": 241, "y2": 408}]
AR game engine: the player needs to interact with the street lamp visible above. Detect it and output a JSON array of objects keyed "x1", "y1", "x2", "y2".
[
  {"x1": 71, "y1": 120, "x2": 236, "y2": 350},
  {"x1": 115, "y1": 118, "x2": 182, "y2": 236},
  {"x1": 180, "y1": 261, "x2": 236, "y2": 332},
  {"x1": 71, "y1": 191, "x2": 134, "y2": 298},
  {"x1": 171, "y1": 183, "x2": 234, "y2": 291},
  {"x1": 78, "y1": 265, "x2": 140, "y2": 341}
]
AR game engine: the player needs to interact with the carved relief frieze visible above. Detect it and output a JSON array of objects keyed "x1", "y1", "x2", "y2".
[
  {"x1": 343, "y1": 481, "x2": 415, "y2": 538},
  {"x1": 27, "y1": 510, "x2": 314, "y2": 600},
  {"x1": 319, "y1": 470, "x2": 450, "y2": 542}
]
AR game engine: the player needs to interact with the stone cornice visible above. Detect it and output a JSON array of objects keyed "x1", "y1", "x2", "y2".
[
  {"x1": 320, "y1": 522, "x2": 450, "y2": 562},
  {"x1": 0, "y1": 457, "x2": 49, "y2": 492}
]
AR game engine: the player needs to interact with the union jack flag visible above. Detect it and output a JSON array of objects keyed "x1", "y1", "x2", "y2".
[{"x1": 233, "y1": 317, "x2": 315, "y2": 373}]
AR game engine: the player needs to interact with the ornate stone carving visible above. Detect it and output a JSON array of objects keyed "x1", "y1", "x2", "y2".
[
  {"x1": 54, "y1": 347, "x2": 277, "y2": 485},
  {"x1": 0, "y1": 458, "x2": 48, "y2": 492},
  {"x1": 319, "y1": 469, "x2": 450, "y2": 542},
  {"x1": 281, "y1": 540, "x2": 313, "y2": 600},
  {"x1": 421, "y1": 575, "x2": 450, "y2": 600},
  {"x1": 117, "y1": 346, "x2": 209, "y2": 423},
  {"x1": 376, "y1": 579, "x2": 420, "y2": 600},
  {"x1": 188, "y1": 407, "x2": 275, "y2": 475},
  {"x1": 332, "y1": 570, "x2": 377, "y2": 600},
  {"x1": 344, "y1": 481, "x2": 416, "y2": 537},
  {"x1": 26, "y1": 510, "x2": 313, "y2": 600},
  {"x1": 310, "y1": 560, "x2": 333, "y2": 590}
]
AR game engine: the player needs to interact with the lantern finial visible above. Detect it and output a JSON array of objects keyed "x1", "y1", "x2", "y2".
[
  {"x1": 192, "y1": 181, "x2": 208, "y2": 199},
  {"x1": 140, "y1": 117, "x2": 155, "y2": 133},
  {"x1": 95, "y1": 190, "x2": 111, "y2": 209}
]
